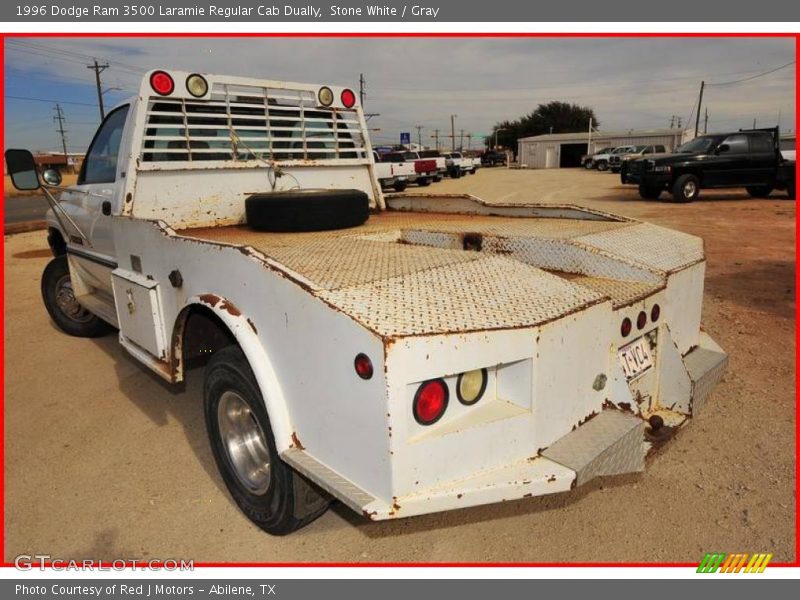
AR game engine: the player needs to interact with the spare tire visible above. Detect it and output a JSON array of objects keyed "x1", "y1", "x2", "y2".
[{"x1": 245, "y1": 189, "x2": 369, "y2": 232}]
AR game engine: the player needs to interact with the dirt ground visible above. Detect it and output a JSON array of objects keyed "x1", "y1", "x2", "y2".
[{"x1": 3, "y1": 167, "x2": 795, "y2": 563}]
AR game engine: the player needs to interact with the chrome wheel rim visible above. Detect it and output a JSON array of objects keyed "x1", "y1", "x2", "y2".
[
  {"x1": 55, "y1": 275, "x2": 93, "y2": 323},
  {"x1": 683, "y1": 180, "x2": 697, "y2": 198},
  {"x1": 217, "y1": 391, "x2": 271, "y2": 495}
]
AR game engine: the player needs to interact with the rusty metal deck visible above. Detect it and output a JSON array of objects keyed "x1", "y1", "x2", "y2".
[{"x1": 178, "y1": 210, "x2": 695, "y2": 337}]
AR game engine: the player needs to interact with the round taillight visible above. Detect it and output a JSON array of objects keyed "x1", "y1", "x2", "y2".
[
  {"x1": 318, "y1": 86, "x2": 334, "y2": 107},
  {"x1": 621, "y1": 317, "x2": 632, "y2": 338},
  {"x1": 354, "y1": 353, "x2": 373, "y2": 380},
  {"x1": 637, "y1": 311, "x2": 647, "y2": 330},
  {"x1": 457, "y1": 368, "x2": 488, "y2": 405},
  {"x1": 413, "y1": 379, "x2": 449, "y2": 426},
  {"x1": 341, "y1": 88, "x2": 357, "y2": 109},
  {"x1": 185, "y1": 73, "x2": 208, "y2": 98},
  {"x1": 150, "y1": 71, "x2": 174, "y2": 96},
  {"x1": 651, "y1": 304, "x2": 661, "y2": 322}
]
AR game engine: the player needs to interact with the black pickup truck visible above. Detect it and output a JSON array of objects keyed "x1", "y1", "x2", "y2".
[{"x1": 627, "y1": 127, "x2": 795, "y2": 202}]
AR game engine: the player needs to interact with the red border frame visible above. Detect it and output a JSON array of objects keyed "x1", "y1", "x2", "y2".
[{"x1": 0, "y1": 30, "x2": 797, "y2": 570}]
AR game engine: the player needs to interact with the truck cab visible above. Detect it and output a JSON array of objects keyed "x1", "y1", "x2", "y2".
[{"x1": 7, "y1": 69, "x2": 728, "y2": 535}]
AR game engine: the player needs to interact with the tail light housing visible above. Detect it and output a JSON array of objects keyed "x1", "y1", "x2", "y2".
[
  {"x1": 185, "y1": 73, "x2": 208, "y2": 98},
  {"x1": 413, "y1": 379, "x2": 449, "y2": 425},
  {"x1": 354, "y1": 353, "x2": 373, "y2": 380},
  {"x1": 651, "y1": 304, "x2": 661, "y2": 322},
  {"x1": 456, "y1": 369, "x2": 488, "y2": 405},
  {"x1": 621, "y1": 317, "x2": 632, "y2": 338},
  {"x1": 150, "y1": 70, "x2": 174, "y2": 96},
  {"x1": 318, "y1": 86, "x2": 334, "y2": 107},
  {"x1": 637, "y1": 311, "x2": 647, "y2": 330}
]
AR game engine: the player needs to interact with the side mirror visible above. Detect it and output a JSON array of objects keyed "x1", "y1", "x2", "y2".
[
  {"x1": 4, "y1": 149, "x2": 40, "y2": 191},
  {"x1": 42, "y1": 168, "x2": 62, "y2": 186},
  {"x1": 716, "y1": 144, "x2": 730, "y2": 154}
]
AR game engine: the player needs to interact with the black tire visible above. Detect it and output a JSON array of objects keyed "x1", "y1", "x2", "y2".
[
  {"x1": 393, "y1": 181, "x2": 408, "y2": 192},
  {"x1": 245, "y1": 189, "x2": 369, "y2": 233},
  {"x1": 204, "y1": 346, "x2": 330, "y2": 535},
  {"x1": 671, "y1": 174, "x2": 700, "y2": 203},
  {"x1": 596, "y1": 160, "x2": 608, "y2": 171},
  {"x1": 41, "y1": 255, "x2": 111, "y2": 338},
  {"x1": 638, "y1": 184, "x2": 662, "y2": 200},
  {"x1": 788, "y1": 180, "x2": 796, "y2": 200},
  {"x1": 469, "y1": 168, "x2": 476, "y2": 175},
  {"x1": 745, "y1": 185, "x2": 773, "y2": 198},
  {"x1": 610, "y1": 167, "x2": 620, "y2": 173},
  {"x1": 447, "y1": 166, "x2": 460, "y2": 178},
  {"x1": 433, "y1": 175, "x2": 443, "y2": 183},
  {"x1": 416, "y1": 177, "x2": 431, "y2": 187}
]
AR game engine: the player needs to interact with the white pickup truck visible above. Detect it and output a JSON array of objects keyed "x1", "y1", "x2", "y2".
[
  {"x1": 442, "y1": 151, "x2": 474, "y2": 177},
  {"x1": 7, "y1": 69, "x2": 727, "y2": 535},
  {"x1": 373, "y1": 151, "x2": 415, "y2": 192}
]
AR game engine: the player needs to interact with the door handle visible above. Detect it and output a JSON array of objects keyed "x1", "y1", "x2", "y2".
[{"x1": 102, "y1": 201, "x2": 111, "y2": 216}]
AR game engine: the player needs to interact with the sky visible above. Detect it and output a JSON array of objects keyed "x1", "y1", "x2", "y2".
[{"x1": 3, "y1": 36, "x2": 796, "y2": 153}]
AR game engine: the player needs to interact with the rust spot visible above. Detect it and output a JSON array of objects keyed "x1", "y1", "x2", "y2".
[
  {"x1": 547, "y1": 475, "x2": 557, "y2": 483},
  {"x1": 219, "y1": 299, "x2": 241, "y2": 317},
  {"x1": 575, "y1": 410, "x2": 599, "y2": 429},
  {"x1": 198, "y1": 293, "x2": 221, "y2": 308},
  {"x1": 125, "y1": 192, "x2": 133, "y2": 204},
  {"x1": 457, "y1": 493, "x2": 463, "y2": 499},
  {"x1": 392, "y1": 502, "x2": 401, "y2": 511},
  {"x1": 570, "y1": 479, "x2": 577, "y2": 490},
  {"x1": 362, "y1": 509, "x2": 378, "y2": 520},
  {"x1": 523, "y1": 493, "x2": 532, "y2": 498},
  {"x1": 618, "y1": 402, "x2": 633, "y2": 413},
  {"x1": 246, "y1": 318, "x2": 258, "y2": 334},
  {"x1": 290, "y1": 432, "x2": 305, "y2": 450}
]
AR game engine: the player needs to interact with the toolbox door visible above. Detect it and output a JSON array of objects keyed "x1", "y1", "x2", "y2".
[{"x1": 111, "y1": 269, "x2": 168, "y2": 359}]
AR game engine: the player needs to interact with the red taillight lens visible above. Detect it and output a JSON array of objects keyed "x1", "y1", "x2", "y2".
[
  {"x1": 621, "y1": 317, "x2": 632, "y2": 337},
  {"x1": 354, "y1": 353, "x2": 373, "y2": 380},
  {"x1": 413, "y1": 379, "x2": 449, "y2": 425},
  {"x1": 341, "y1": 88, "x2": 356, "y2": 108},
  {"x1": 651, "y1": 304, "x2": 661, "y2": 322},
  {"x1": 637, "y1": 311, "x2": 647, "y2": 330},
  {"x1": 150, "y1": 71, "x2": 174, "y2": 96}
]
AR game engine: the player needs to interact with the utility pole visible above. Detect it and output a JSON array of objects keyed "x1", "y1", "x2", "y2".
[
  {"x1": 358, "y1": 72, "x2": 380, "y2": 120},
  {"x1": 669, "y1": 115, "x2": 675, "y2": 128},
  {"x1": 53, "y1": 104, "x2": 69, "y2": 165},
  {"x1": 753, "y1": 117, "x2": 757, "y2": 129},
  {"x1": 87, "y1": 59, "x2": 109, "y2": 120},
  {"x1": 694, "y1": 80, "x2": 705, "y2": 137},
  {"x1": 450, "y1": 114, "x2": 457, "y2": 152},
  {"x1": 415, "y1": 124, "x2": 423, "y2": 149},
  {"x1": 432, "y1": 129, "x2": 440, "y2": 151},
  {"x1": 459, "y1": 129, "x2": 464, "y2": 151},
  {"x1": 466, "y1": 133, "x2": 472, "y2": 150},
  {"x1": 703, "y1": 107, "x2": 709, "y2": 134}
]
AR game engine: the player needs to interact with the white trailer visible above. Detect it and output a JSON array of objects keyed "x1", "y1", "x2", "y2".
[{"x1": 6, "y1": 69, "x2": 728, "y2": 534}]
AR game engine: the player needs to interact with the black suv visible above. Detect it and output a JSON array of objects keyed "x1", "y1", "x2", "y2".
[{"x1": 627, "y1": 127, "x2": 795, "y2": 202}]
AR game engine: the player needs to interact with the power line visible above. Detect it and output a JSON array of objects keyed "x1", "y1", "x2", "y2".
[
  {"x1": 5, "y1": 94, "x2": 97, "y2": 107},
  {"x1": 706, "y1": 60, "x2": 795, "y2": 86}
]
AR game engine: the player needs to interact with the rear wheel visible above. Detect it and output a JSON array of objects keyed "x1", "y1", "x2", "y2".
[
  {"x1": 416, "y1": 177, "x2": 431, "y2": 187},
  {"x1": 393, "y1": 181, "x2": 408, "y2": 192},
  {"x1": 745, "y1": 185, "x2": 773, "y2": 198},
  {"x1": 41, "y1": 255, "x2": 111, "y2": 337},
  {"x1": 596, "y1": 160, "x2": 608, "y2": 171},
  {"x1": 671, "y1": 174, "x2": 700, "y2": 203},
  {"x1": 204, "y1": 346, "x2": 330, "y2": 535},
  {"x1": 638, "y1": 184, "x2": 662, "y2": 200}
]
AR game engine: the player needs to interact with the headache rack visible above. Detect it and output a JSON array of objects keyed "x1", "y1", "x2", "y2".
[{"x1": 139, "y1": 82, "x2": 369, "y2": 165}]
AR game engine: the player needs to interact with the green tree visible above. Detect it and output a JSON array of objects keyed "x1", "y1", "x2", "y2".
[{"x1": 486, "y1": 101, "x2": 598, "y2": 150}]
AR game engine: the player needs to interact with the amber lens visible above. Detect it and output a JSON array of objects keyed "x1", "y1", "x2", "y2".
[
  {"x1": 186, "y1": 74, "x2": 208, "y2": 98},
  {"x1": 457, "y1": 369, "x2": 488, "y2": 405},
  {"x1": 318, "y1": 86, "x2": 334, "y2": 106}
]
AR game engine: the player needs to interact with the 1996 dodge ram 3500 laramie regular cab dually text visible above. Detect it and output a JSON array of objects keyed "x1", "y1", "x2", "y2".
[{"x1": 7, "y1": 70, "x2": 728, "y2": 535}]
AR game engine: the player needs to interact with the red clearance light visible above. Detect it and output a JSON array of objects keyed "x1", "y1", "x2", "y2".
[
  {"x1": 637, "y1": 311, "x2": 647, "y2": 330},
  {"x1": 621, "y1": 317, "x2": 632, "y2": 338},
  {"x1": 341, "y1": 88, "x2": 357, "y2": 109},
  {"x1": 150, "y1": 70, "x2": 174, "y2": 96},
  {"x1": 354, "y1": 353, "x2": 373, "y2": 380},
  {"x1": 651, "y1": 304, "x2": 661, "y2": 322},
  {"x1": 413, "y1": 379, "x2": 449, "y2": 426}
]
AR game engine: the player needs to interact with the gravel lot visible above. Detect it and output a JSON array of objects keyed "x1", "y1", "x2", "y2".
[{"x1": 4, "y1": 167, "x2": 795, "y2": 563}]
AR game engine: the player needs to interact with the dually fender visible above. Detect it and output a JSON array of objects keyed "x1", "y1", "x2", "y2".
[{"x1": 171, "y1": 294, "x2": 294, "y2": 454}]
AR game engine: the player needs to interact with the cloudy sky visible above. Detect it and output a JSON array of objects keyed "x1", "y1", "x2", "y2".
[{"x1": 3, "y1": 36, "x2": 795, "y2": 153}]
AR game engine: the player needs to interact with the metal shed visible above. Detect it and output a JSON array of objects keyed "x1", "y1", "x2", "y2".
[{"x1": 517, "y1": 129, "x2": 688, "y2": 169}]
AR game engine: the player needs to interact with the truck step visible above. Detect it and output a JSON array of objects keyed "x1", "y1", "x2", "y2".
[
  {"x1": 541, "y1": 409, "x2": 645, "y2": 486},
  {"x1": 77, "y1": 290, "x2": 119, "y2": 328}
]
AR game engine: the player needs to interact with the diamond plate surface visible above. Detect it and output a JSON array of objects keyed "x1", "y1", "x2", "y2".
[
  {"x1": 685, "y1": 345, "x2": 729, "y2": 415},
  {"x1": 318, "y1": 256, "x2": 604, "y2": 336},
  {"x1": 565, "y1": 274, "x2": 664, "y2": 308},
  {"x1": 578, "y1": 222, "x2": 705, "y2": 274},
  {"x1": 541, "y1": 410, "x2": 645, "y2": 486}
]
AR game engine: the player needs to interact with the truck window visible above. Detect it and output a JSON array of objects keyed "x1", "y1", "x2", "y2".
[
  {"x1": 749, "y1": 134, "x2": 774, "y2": 153},
  {"x1": 80, "y1": 105, "x2": 129, "y2": 185},
  {"x1": 720, "y1": 134, "x2": 749, "y2": 154}
]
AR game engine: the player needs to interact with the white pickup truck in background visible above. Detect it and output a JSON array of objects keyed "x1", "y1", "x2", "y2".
[
  {"x1": 6, "y1": 68, "x2": 727, "y2": 536},
  {"x1": 442, "y1": 151, "x2": 473, "y2": 177},
  {"x1": 373, "y1": 151, "x2": 415, "y2": 192}
]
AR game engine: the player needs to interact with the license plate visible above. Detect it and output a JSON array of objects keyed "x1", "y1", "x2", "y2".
[{"x1": 618, "y1": 337, "x2": 654, "y2": 379}]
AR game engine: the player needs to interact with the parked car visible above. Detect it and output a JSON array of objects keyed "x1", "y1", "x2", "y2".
[
  {"x1": 611, "y1": 145, "x2": 667, "y2": 174},
  {"x1": 373, "y1": 151, "x2": 415, "y2": 192},
  {"x1": 442, "y1": 152, "x2": 471, "y2": 177},
  {"x1": 628, "y1": 127, "x2": 796, "y2": 202},
  {"x1": 482, "y1": 150, "x2": 508, "y2": 166},
  {"x1": 616, "y1": 145, "x2": 669, "y2": 182},
  {"x1": 590, "y1": 146, "x2": 638, "y2": 171},
  {"x1": 583, "y1": 147, "x2": 614, "y2": 169},
  {"x1": 5, "y1": 67, "x2": 727, "y2": 535}
]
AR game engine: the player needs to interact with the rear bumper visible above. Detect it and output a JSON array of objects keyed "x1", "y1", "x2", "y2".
[{"x1": 282, "y1": 331, "x2": 728, "y2": 521}]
